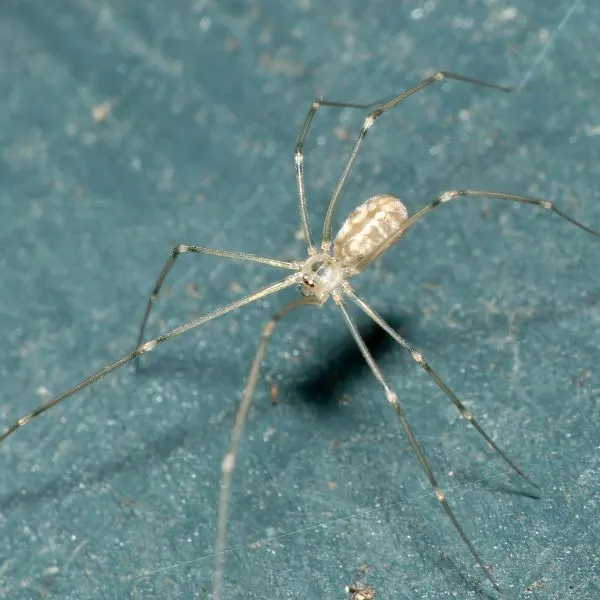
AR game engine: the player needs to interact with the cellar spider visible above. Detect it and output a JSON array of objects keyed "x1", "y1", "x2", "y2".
[{"x1": 2, "y1": 71, "x2": 600, "y2": 600}]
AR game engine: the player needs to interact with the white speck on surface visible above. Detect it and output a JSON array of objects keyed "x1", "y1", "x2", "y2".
[
  {"x1": 585, "y1": 124, "x2": 600, "y2": 136},
  {"x1": 496, "y1": 7, "x2": 518, "y2": 22},
  {"x1": 263, "y1": 426, "x2": 276, "y2": 442}
]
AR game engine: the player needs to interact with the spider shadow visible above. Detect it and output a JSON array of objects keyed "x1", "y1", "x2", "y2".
[
  {"x1": 292, "y1": 310, "x2": 413, "y2": 413},
  {"x1": 451, "y1": 468, "x2": 542, "y2": 501}
]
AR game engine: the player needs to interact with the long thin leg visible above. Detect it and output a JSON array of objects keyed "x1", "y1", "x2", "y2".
[
  {"x1": 345, "y1": 286, "x2": 538, "y2": 489},
  {"x1": 295, "y1": 98, "x2": 383, "y2": 254},
  {"x1": 320, "y1": 72, "x2": 516, "y2": 250},
  {"x1": 333, "y1": 295, "x2": 508, "y2": 596},
  {"x1": 355, "y1": 189, "x2": 600, "y2": 271},
  {"x1": 0, "y1": 274, "x2": 299, "y2": 446},
  {"x1": 212, "y1": 296, "x2": 320, "y2": 600},
  {"x1": 135, "y1": 244, "x2": 299, "y2": 368}
]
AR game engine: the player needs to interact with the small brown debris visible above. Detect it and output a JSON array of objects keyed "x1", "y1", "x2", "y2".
[
  {"x1": 525, "y1": 578, "x2": 545, "y2": 592},
  {"x1": 346, "y1": 581, "x2": 375, "y2": 600},
  {"x1": 270, "y1": 383, "x2": 279, "y2": 405},
  {"x1": 92, "y1": 100, "x2": 116, "y2": 123},
  {"x1": 573, "y1": 368, "x2": 591, "y2": 388},
  {"x1": 186, "y1": 282, "x2": 202, "y2": 299},
  {"x1": 334, "y1": 125, "x2": 350, "y2": 141}
]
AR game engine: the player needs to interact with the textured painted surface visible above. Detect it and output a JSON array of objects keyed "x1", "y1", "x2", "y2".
[{"x1": 1, "y1": 1, "x2": 599, "y2": 599}]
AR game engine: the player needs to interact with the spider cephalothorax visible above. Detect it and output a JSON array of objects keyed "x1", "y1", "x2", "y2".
[{"x1": 299, "y1": 253, "x2": 343, "y2": 300}]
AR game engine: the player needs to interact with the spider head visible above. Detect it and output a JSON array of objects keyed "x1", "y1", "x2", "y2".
[{"x1": 298, "y1": 253, "x2": 343, "y2": 302}]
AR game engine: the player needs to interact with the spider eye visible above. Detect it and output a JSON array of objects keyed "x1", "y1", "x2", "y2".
[{"x1": 302, "y1": 275, "x2": 316, "y2": 288}]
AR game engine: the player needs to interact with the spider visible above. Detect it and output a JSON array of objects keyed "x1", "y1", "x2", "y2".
[{"x1": 2, "y1": 71, "x2": 599, "y2": 600}]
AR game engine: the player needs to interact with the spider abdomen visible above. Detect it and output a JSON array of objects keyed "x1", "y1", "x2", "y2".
[{"x1": 334, "y1": 194, "x2": 409, "y2": 271}]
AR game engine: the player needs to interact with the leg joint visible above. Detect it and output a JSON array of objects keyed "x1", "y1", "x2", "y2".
[
  {"x1": 17, "y1": 415, "x2": 33, "y2": 428},
  {"x1": 138, "y1": 339, "x2": 158, "y2": 355},
  {"x1": 411, "y1": 349, "x2": 425, "y2": 366},
  {"x1": 221, "y1": 451, "x2": 236, "y2": 474},
  {"x1": 262, "y1": 320, "x2": 276, "y2": 338},
  {"x1": 386, "y1": 390, "x2": 399, "y2": 407},
  {"x1": 363, "y1": 113, "x2": 378, "y2": 132},
  {"x1": 439, "y1": 190, "x2": 460, "y2": 204}
]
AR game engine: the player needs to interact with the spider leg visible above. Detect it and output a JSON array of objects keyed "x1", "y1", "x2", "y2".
[
  {"x1": 409, "y1": 189, "x2": 600, "y2": 240},
  {"x1": 357, "y1": 189, "x2": 600, "y2": 270},
  {"x1": 345, "y1": 287, "x2": 538, "y2": 490},
  {"x1": 212, "y1": 296, "x2": 321, "y2": 600},
  {"x1": 0, "y1": 274, "x2": 298, "y2": 446},
  {"x1": 334, "y1": 295, "x2": 509, "y2": 597},
  {"x1": 295, "y1": 97, "x2": 382, "y2": 254},
  {"x1": 320, "y1": 72, "x2": 515, "y2": 250},
  {"x1": 135, "y1": 244, "x2": 298, "y2": 368}
]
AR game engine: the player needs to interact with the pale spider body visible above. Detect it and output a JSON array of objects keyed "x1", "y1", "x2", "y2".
[
  {"x1": 3, "y1": 72, "x2": 600, "y2": 600},
  {"x1": 333, "y1": 193, "x2": 409, "y2": 272},
  {"x1": 300, "y1": 194, "x2": 409, "y2": 301}
]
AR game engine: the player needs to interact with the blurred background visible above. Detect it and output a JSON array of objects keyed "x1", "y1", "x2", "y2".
[{"x1": 1, "y1": 1, "x2": 599, "y2": 599}]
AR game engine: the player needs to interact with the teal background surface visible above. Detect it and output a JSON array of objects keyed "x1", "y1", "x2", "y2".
[{"x1": 1, "y1": 1, "x2": 599, "y2": 599}]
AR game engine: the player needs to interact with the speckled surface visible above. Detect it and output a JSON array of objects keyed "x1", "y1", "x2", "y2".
[{"x1": 1, "y1": 1, "x2": 599, "y2": 599}]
